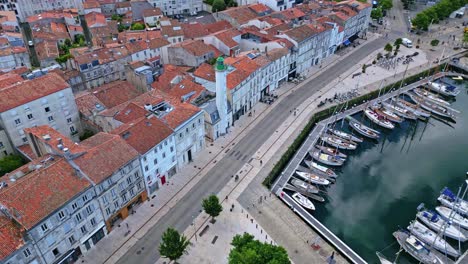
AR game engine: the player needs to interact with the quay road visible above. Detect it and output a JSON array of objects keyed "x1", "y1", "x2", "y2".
[{"x1": 116, "y1": 36, "x2": 394, "y2": 264}]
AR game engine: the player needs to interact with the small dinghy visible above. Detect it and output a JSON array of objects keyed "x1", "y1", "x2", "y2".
[
  {"x1": 364, "y1": 109, "x2": 395, "y2": 129},
  {"x1": 328, "y1": 128, "x2": 363, "y2": 143},
  {"x1": 292, "y1": 192, "x2": 315, "y2": 210},
  {"x1": 295, "y1": 171, "x2": 330, "y2": 186},
  {"x1": 310, "y1": 148, "x2": 345, "y2": 166}
]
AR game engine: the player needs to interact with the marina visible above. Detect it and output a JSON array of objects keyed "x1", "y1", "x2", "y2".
[{"x1": 271, "y1": 70, "x2": 468, "y2": 263}]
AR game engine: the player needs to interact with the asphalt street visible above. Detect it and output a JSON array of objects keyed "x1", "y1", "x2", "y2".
[{"x1": 116, "y1": 36, "x2": 391, "y2": 264}]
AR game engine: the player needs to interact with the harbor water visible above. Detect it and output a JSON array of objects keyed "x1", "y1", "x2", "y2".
[{"x1": 313, "y1": 79, "x2": 468, "y2": 263}]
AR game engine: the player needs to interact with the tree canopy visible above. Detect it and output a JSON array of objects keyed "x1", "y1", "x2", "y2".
[
  {"x1": 159, "y1": 227, "x2": 191, "y2": 262},
  {"x1": 202, "y1": 194, "x2": 223, "y2": 221},
  {"x1": 212, "y1": 0, "x2": 227, "y2": 12},
  {"x1": 131, "y1": 22, "x2": 145, "y2": 30},
  {"x1": 412, "y1": 0, "x2": 467, "y2": 31},
  {"x1": 228, "y1": 233, "x2": 290, "y2": 264},
  {"x1": 371, "y1": 7, "x2": 383, "y2": 20},
  {"x1": 384, "y1": 43, "x2": 393, "y2": 53},
  {"x1": 0, "y1": 155, "x2": 24, "y2": 176},
  {"x1": 379, "y1": 0, "x2": 393, "y2": 10}
]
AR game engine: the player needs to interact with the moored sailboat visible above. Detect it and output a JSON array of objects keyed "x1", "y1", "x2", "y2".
[
  {"x1": 427, "y1": 81, "x2": 460, "y2": 97},
  {"x1": 292, "y1": 192, "x2": 315, "y2": 210},
  {"x1": 416, "y1": 210, "x2": 467, "y2": 241},
  {"x1": 393, "y1": 230, "x2": 444, "y2": 264},
  {"x1": 304, "y1": 160, "x2": 338, "y2": 178},
  {"x1": 310, "y1": 148, "x2": 345, "y2": 166},
  {"x1": 407, "y1": 220, "x2": 460, "y2": 258},
  {"x1": 328, "y1": 128, "x2": 364, "y2": 143},
  {"x1": 320, "y1": 134, "x2": 357, "y2": 150},
  {"x1": 346, "y1": 116, "x2": 380, "y2": 139},
  {"x1": 295, "y1": 171, "x2": 330, "y2": 186},
  {"x1": 364, "y1": 109, "x2": 395, "y2": 129},
  {"x1": 315, "y1": 145, "x2": 347, "y2": 159}
]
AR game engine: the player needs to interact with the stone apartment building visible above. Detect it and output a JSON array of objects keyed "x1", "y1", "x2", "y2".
[
  {"x1": 167, "y1": 39, "x2": 218, "y2": 67},
  {"x1": 146, "y1": 0, "x2": 203, "y2": 16},
  {"x1": 0, "y1": 72, "x2": 81, "y2": 148}
]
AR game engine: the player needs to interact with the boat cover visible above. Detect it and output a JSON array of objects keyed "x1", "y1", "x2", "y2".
[{"x1": 442, "y1": 187, "x2": 456, "y2": 201}]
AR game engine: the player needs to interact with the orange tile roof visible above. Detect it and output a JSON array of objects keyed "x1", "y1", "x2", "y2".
[
  {"x1": 111, "y1": 115, "x2": 173, "y2": 154},
  {"x1": 248, "y1": 3, "x2": 272, "y2": 14},
  {"x1": 0, "y1": 158, "x2": 91, "y2": 229},
  {"x1": 148, "y1": 37, "x2": 169, "y2": 49},
  {"x1": 277, "y1": 8, "x2": 306, "y2": 20},
  {"x1": 16, "y1": 144, "x2": 37, "y2": 160},
  {"x1": 142, "y1": 8, "x2": 162, "y2": 17},
  {"x1": 0, "y1": 72, "x2": 69, "y2": 113},
  {"x1": 113, "y1": 102, "x2": 147, "y2": 123},
  {"x1": 75, "y1": 133, "x2": 139, "y2": 184},
  {"x1": 35, "y1": 40, "x2": 60, "y2": 61},
  {"x1": 174, "y1": 39, "x2": 216, "y2": 56},
  {"x1": 85, "y1": 12, "x2": 107, "y2": 27},
  {"x1": 155, "y1": 95, "x2": 202, "y2": 129},
  {"x1": 25, "y1": 125, "x2": 86, "y2": 154},
  {"x1": 83, "y1": 0, "x2": 101, "y2": 9},
  {"x1": 282, "y1": 24, "x2": 320, "y2": 43},
  {"x1": 92, "y1": 80, "x2": 142, "y2": 108},
  {"x1": 75, "y1": 92, "x2": 106, "y2": 117},
  {"x1": 182, "y1": 23, "x2": 209, "y2": 39},
  {"x1": 193, "y1": 63, "x2": 215, "y2": 82},
  {"x1": 0, "y1": 73, "x2": 23, "y2": 89},
  {"x1": 221, "y1": 6, "x2": 258, "y2": 25},
  {"x1": 115, "y1": 1, "x2": 130, "y2": 8},
  {"x1": 73, "y1": 46, "x2": 129, "y2": 65},
  {"x1": 332, "y1": 11, "x2": 350, "y2": 22},
  {"x1": 125, "y1": 40, "x2": 148, "y2": 54},
  {"x1": 214, "y1": 28, "x2": 241, "y2": 48},
  {"x1": 205, "y1": 20, "x2": 233, "y2": 34},
  {"x1": 153, "y1": 74, "x2": 206, "y2": 105},
  {"x1": 0, "y1": 216, "x2": 25, "y2": 261}
]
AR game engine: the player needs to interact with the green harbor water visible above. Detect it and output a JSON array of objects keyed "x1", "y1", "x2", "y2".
[{"x1": 313, "y1": 78, "x2": 468, "y2": 264}]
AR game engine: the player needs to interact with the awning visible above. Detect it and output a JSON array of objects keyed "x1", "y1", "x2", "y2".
[
  {"x1": 80, "y1": 222, "x2": 106, "y2": 244},
  {"x1": 54, "y1": 249, "x2": 75, "y2": 264},
  {"x1": 343, "y1": 39, "x2": 351, "y2": 46}
]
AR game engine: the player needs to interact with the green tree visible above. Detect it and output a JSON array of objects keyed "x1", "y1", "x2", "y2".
[
  {"x1": 412, "y1": 12, "x2": 430, "y2": 31},
  {"x1": 225, "y1": 0, "x2": 237, "y2": 7},
  {"x1": 371, "y1": 7, "x2": 383, "y2": 20},
  {"x1": 74, "y1": 34, "x2": 85, "y2": 45},
  {"x1": 202, "y1": 194, "x2": 223, "y2": 222},
  {"x1": 212, "y1": 0, "x2": 227, "y2": 12},
  {"x1": 384, "y1": 43, "x2": 393, "y2": 53},
  {"x1": 131, "y1": 22, "x2": 145, "y2": 30},
  {"x1": 379, "y1": 0, "x2": 393, "y2": 10},
  {"x1": 159, "y1": 228, "x2": 191, "y2": 263},
  {"x1": 204, "y1": 0, "x2": 214, "y2": 5},
  {"x1": 64, "y1": 38, "x2": 72, "y2": 47},
  {"x1": 463, "y1": 32, "x2": 468, "y2": 47},
  {"x1": 228, "y1": 233, "x2": 290, "y2": 264},
  {"x1": 430, "y1": 39, "x2": 440, "y2": 46},
  {"x1": 394, "y1": 38, "x2": 402, "y2": 46},
  {"x1": 0, "y1": 155, "x2": 24, "y2": 176},
  {"x1": 111, "y1": 14, "x2": 123, "y2": 22}
]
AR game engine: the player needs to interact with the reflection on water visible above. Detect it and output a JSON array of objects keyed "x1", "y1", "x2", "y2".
[{"x1": 313, "y1": 79, "x2": 468, "y2": 263}]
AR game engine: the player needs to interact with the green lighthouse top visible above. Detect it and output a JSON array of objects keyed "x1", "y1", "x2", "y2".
[{"x1": 215, "y1": 56, "x2": 226, "y2": 71}]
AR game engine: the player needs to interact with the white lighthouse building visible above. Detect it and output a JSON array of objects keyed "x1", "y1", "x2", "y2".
[{"x1": 215, "y1": 56, "x2": 230, "y2": 136}]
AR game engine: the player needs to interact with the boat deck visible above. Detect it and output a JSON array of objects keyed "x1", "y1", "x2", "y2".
[{"x1": 270, "y1": 72, "x2": 457, "y2": 264}]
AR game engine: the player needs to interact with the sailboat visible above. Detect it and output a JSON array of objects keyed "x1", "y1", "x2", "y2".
[
  {"x1": 393, "y1": 230, "x2": 444, "y2": 264},
  {"x1": 435, "y1": 206, "x2": 468, "y2": 230},
  {"x1": 393, "y1": 98, "x2": 431, "y2": 118},
  {"x1": 416, "y1": 210, "x2": 467, "y2": 241},
  {"x1": 413, "y1": 88, "x2": 451, "y2": 106},
  {"x1": 406, "y1": 92, "x2": 457, "y2": 120},
  {"x1": 407, "y1": 220, "x2": 460, "y2": 258},
  {"x1": 427, "y1": 81, "x2": 460, "y2": 97},
  {"x1": 290, "y1": 178, "x2": 320, "y2": 194},
  {"x1": 328, "y1": 128, "x2": 364, "y2": 143},
  {"x1": 346, "y1": 116, "x2": 380, "y2": 139},
  {"x1": 303, "y1": 160, "x2": 338, "y2": 178},
  {"x1": 438, "y1": 187, "x2": 468, "y2": 216},
  {"x1": 381, "y1": 101, "x2": 418, "y2": 120},
  {"x1": 371, "y1": 104, "x2": 404, "y2": 123},
  {"x1": 320, "y1": 134, "x2": 357, "y2": 150},
  {"x1": 364, "y1": 109, "x2": 395, "y2": 129},
  {"x1": 310, "y1": 148, "x2": 345, "y2": 166},
  {"x1": 314, "y1": 145, "x2": 347, "y2": 158},
  {"x1": 292, "y1": 192, "x2": 315, "y2": 210},
  {"x1": 294, "y1": 171, "x2": 330, "y2": 186}
]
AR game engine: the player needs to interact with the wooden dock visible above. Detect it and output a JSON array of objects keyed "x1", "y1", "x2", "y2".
[{"x1": 271, "y1": 72, "x2": 458, "y2": 264}]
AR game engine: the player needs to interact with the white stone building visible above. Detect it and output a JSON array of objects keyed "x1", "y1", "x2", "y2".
[{"x1": 147, "y1": 0, "x2": 203, "y2": 16}]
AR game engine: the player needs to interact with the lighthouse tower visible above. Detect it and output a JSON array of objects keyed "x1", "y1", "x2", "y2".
[{"x1": 215, "y1": 57, "x2": 228, "y2": 135}]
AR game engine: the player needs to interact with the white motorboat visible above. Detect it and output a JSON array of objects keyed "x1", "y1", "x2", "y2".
[
  {"x1": 416, "y1": 210, "x2": 467, "y2": 242},
  {"x1": 328, "y1": 128, "x2": 363, "y2": 143},
  {"x1": 295, "y1": 171, "x2": 330, "y2": 186},
  {"x1": 427, "y1": 81, "x2": 460, "y2": 97},
  {"x1": 438, "y1": 187, "x2": 468, "y2": 216},
  {"x1": 320, "y1": 134, "x2": 357, "y2": 150},
  {"x1": 364, "y1": 109, "x2": 395, "y2": 129},
  {"x1": 304, "y1": 160, "x2": 338, "y2": 178},
  {"x1": 436, "y1": 206, "x2": 468, "y2": 230},
  {"x1": 408, "y1": 220, "x2": 460, "y2": 258},
  {"x1": 413, "y1": 88, "x2": 451, "y2": 106},
  {"x1": 292, "y1": 192, "x2": 315, "y2": 210},
  {"x1": 393, "y1": 230, "x2": 444, "y2": 264}
]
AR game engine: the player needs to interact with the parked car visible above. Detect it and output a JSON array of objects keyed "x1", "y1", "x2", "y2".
[{"x1": 28, "y1": 40, "x2": 33, "y2": 46}]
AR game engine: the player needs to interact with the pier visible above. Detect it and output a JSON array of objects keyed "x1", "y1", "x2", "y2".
[{"x1": 271, "y1": 71, "x2": 462, "y2": 264}]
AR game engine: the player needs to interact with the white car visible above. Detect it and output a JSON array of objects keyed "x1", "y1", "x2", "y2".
[{"x1": 28, "y1": 40, "x2": 33, "y2": 46}]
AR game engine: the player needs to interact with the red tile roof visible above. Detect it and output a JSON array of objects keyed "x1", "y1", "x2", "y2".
[
  {"x1": 214, "y1": 28, "x2": 241, "y2": 48},
  {"x1": 0, "y1": 216, "x2": 25, "y2": 261},
  {"x1": 193, "y1": 63, "x2": 215, "y2": 82},
  {"x1": 0, "y1": 72, "x2": 69, "y2": 113},
  {"x1": 149, "y1": 37, "x2": 169, "y2": 49},
  {"x1": 248, "y1": 3, "x2": 272, "y2": 14},
  {"x1": 174, "y1": 39, "x2": 216, "y2": 56},
  {"x1": 85, "y1": 12, "x2": 107, "y2": 28},
  {"x1": 83, "y1": 0, "x2": 101, "y2": 9},
  {"x1": 16, "y1": 144, "x2": 37, "y2": 160},
  {"x1": 277, "y1": 8, "x2": 306, "y2": 20},
  {"x1": 35, "y1": 40, "x2": 60, "y2": 61},
  {"x1": 0, "y1": 73, "x2": 23, "y2": 89},
  {"x1": 92, "y1": 81, "x2": 142, "y2": 108},
  {"x1": 282, "y1": 24, "x2": 320, "y2": 43},
  {"x1": 142, "y1": 8, "x2": 162, "y2": 17},
  {"x1": 220, "y1": 6, "x2": 258, "y2": 25},
  {"x1": 205, "y1": 20, "x2": 233, "y2": 34},
  {"x1": 0, "y1": 158, "x2": 91, "y2": 229},
  {"x1": 113, "y1": 102, "x2": 147, "y2": 123},
  {"x1": 111, "y1": 115, "x2": 173, "y2": 154},
  {"x1": 75, "y1": 92, "x2": 106, "y2": 117},
  {"x1": 125, "y1": 39, "x2": 148, "y2": 54},
  {"x1": 182, "y1": 23, "x2": 209, "y2": 39},
  {"x1": 75, "y1": 133, "x2": 139, "y2": 184},
  {"x1": 25, "y1": 125, "x2": 87, "y2": 154}
]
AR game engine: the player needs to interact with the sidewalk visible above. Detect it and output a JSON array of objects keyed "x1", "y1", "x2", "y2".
[{"x1": 81, "y1": 32, "x2": 382, "y2": 264}]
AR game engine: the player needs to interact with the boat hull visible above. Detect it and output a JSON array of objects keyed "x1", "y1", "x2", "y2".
[
  {"x1": 393, "y1": 231, "x2": 443, "y2": 264},
  {"x1": 408, "y1": 221, "x2": 460, "y2": 258},
  {"x1": 304, "y1": 160, "x2": 338, "y2": 178},
  {"x1": 310, "y1": 149, "x2": 345, "y2": 166},
  {"x1": 347, "y1": 117, "x2": 380, "y2": 139},
  {"x1": 320, "y1": 135, "x2": 357, "y2": 150},
  {"x1": 364, "y1": 109, "x2": 395, "y2": 129},
  {"x1": 315, "y1": 145, "x2": 347, "y2": 158},
  {"x1": 295, "y1": 171, "x2": 330, "y2": 185},
  {"x1": 328, "y1": 129, "x2": 364, "y2": 143},
  {"x1": 417, "y1": 211, "x2": 467, "y2": 241}
]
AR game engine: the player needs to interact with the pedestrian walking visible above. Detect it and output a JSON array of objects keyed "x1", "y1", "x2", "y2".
[{"x1": 260, "y1": 160, "x2": 263, "y2": 165}]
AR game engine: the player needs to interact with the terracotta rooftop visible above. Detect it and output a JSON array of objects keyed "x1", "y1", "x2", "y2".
[
  {"x1": 142, "y1": 8, "x2": 162, "y2": 17},
  {"x1": 276, "y1": 8, "x2": 306, "y2": 20},
  {"x1": 92, "y1": 80, "x2": 142, "y2": 108},
  {"x1": 149, "y1": 37, "x2": 169, "y2": 49},
  {"x1": 331, "y1": 11, "x2": 350, "y2": 22},
  {"x1": 83, "y1": 0, "x2": 101, "y2": 9},
  {"x1": 72, "y1": 46, "x2": 129, "y2": 65},
  {"x1": 16, "y1": 144, "x2": 37, "y2": 161},
  {"x1": 193, "y1": 63, "x2": 215, "y2": 82},
  {"x1": 220, "y1": 6, "x2": 258, "y2": 25},
  {"x1": 152, "y1": 71, "x2": 206, "y2": 104},
  {"x1": 75, "y1": 92, "x2": 106, "y2": 117},
  {"x1": 35, "y1": 40, "x2": 60, "y2": 61},
  {"x1": 111, "y1": 115, "x2": 173, "y2": 154},
  {"x1": 248, "y1": 3, "x2": 272, "y2": 15},
  {"x1": 113, "y1": 102, "x2": 147, "y2": 124},
  {"x1": 75, "y1": 133, "x2": 139, "y2": 184},
  {"x1": 182, "y1": 23, "x2": 209, "y2": 39},
  {"x1": 0, "y1": 73, "x2": 23, "y2": 89},
  {"x1": 85, "y1": 12, "x2": 107, "y2": 28},
  {"x1": 0, "y1": 72, "x2": 69, "y2": 113},
  {"x1": 0, "y1": 157, "x2": 91, "y2": 230},
  {"x1": 115, "y1": 1, "x2": 130, "y2": 8},
  {"x1": 282, "y1": 24, "x2": 320, "y2": 43},
  {"x1": 0, "y1": 216, "x2": 25, "y2": 261},
  {"x1": 25, "y1": 125, "x2": 86, "y2": 155},
  {"x1": 125, "y1": 39, "x2": 148, "y2": 54},
  {"x1": 214, "y1": 28, "x2": 241, "y2": 48},
  {"x1": 205, "y1": 20, "x2": 233, "y2": 34},
  {"x1": 174, "y1": 39, "x2": 216, "y2": 56}
]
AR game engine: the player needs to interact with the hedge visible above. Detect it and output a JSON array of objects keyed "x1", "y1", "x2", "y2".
[{"x1": 263, "y1": 63, "x2": 448, "y2": 188}]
